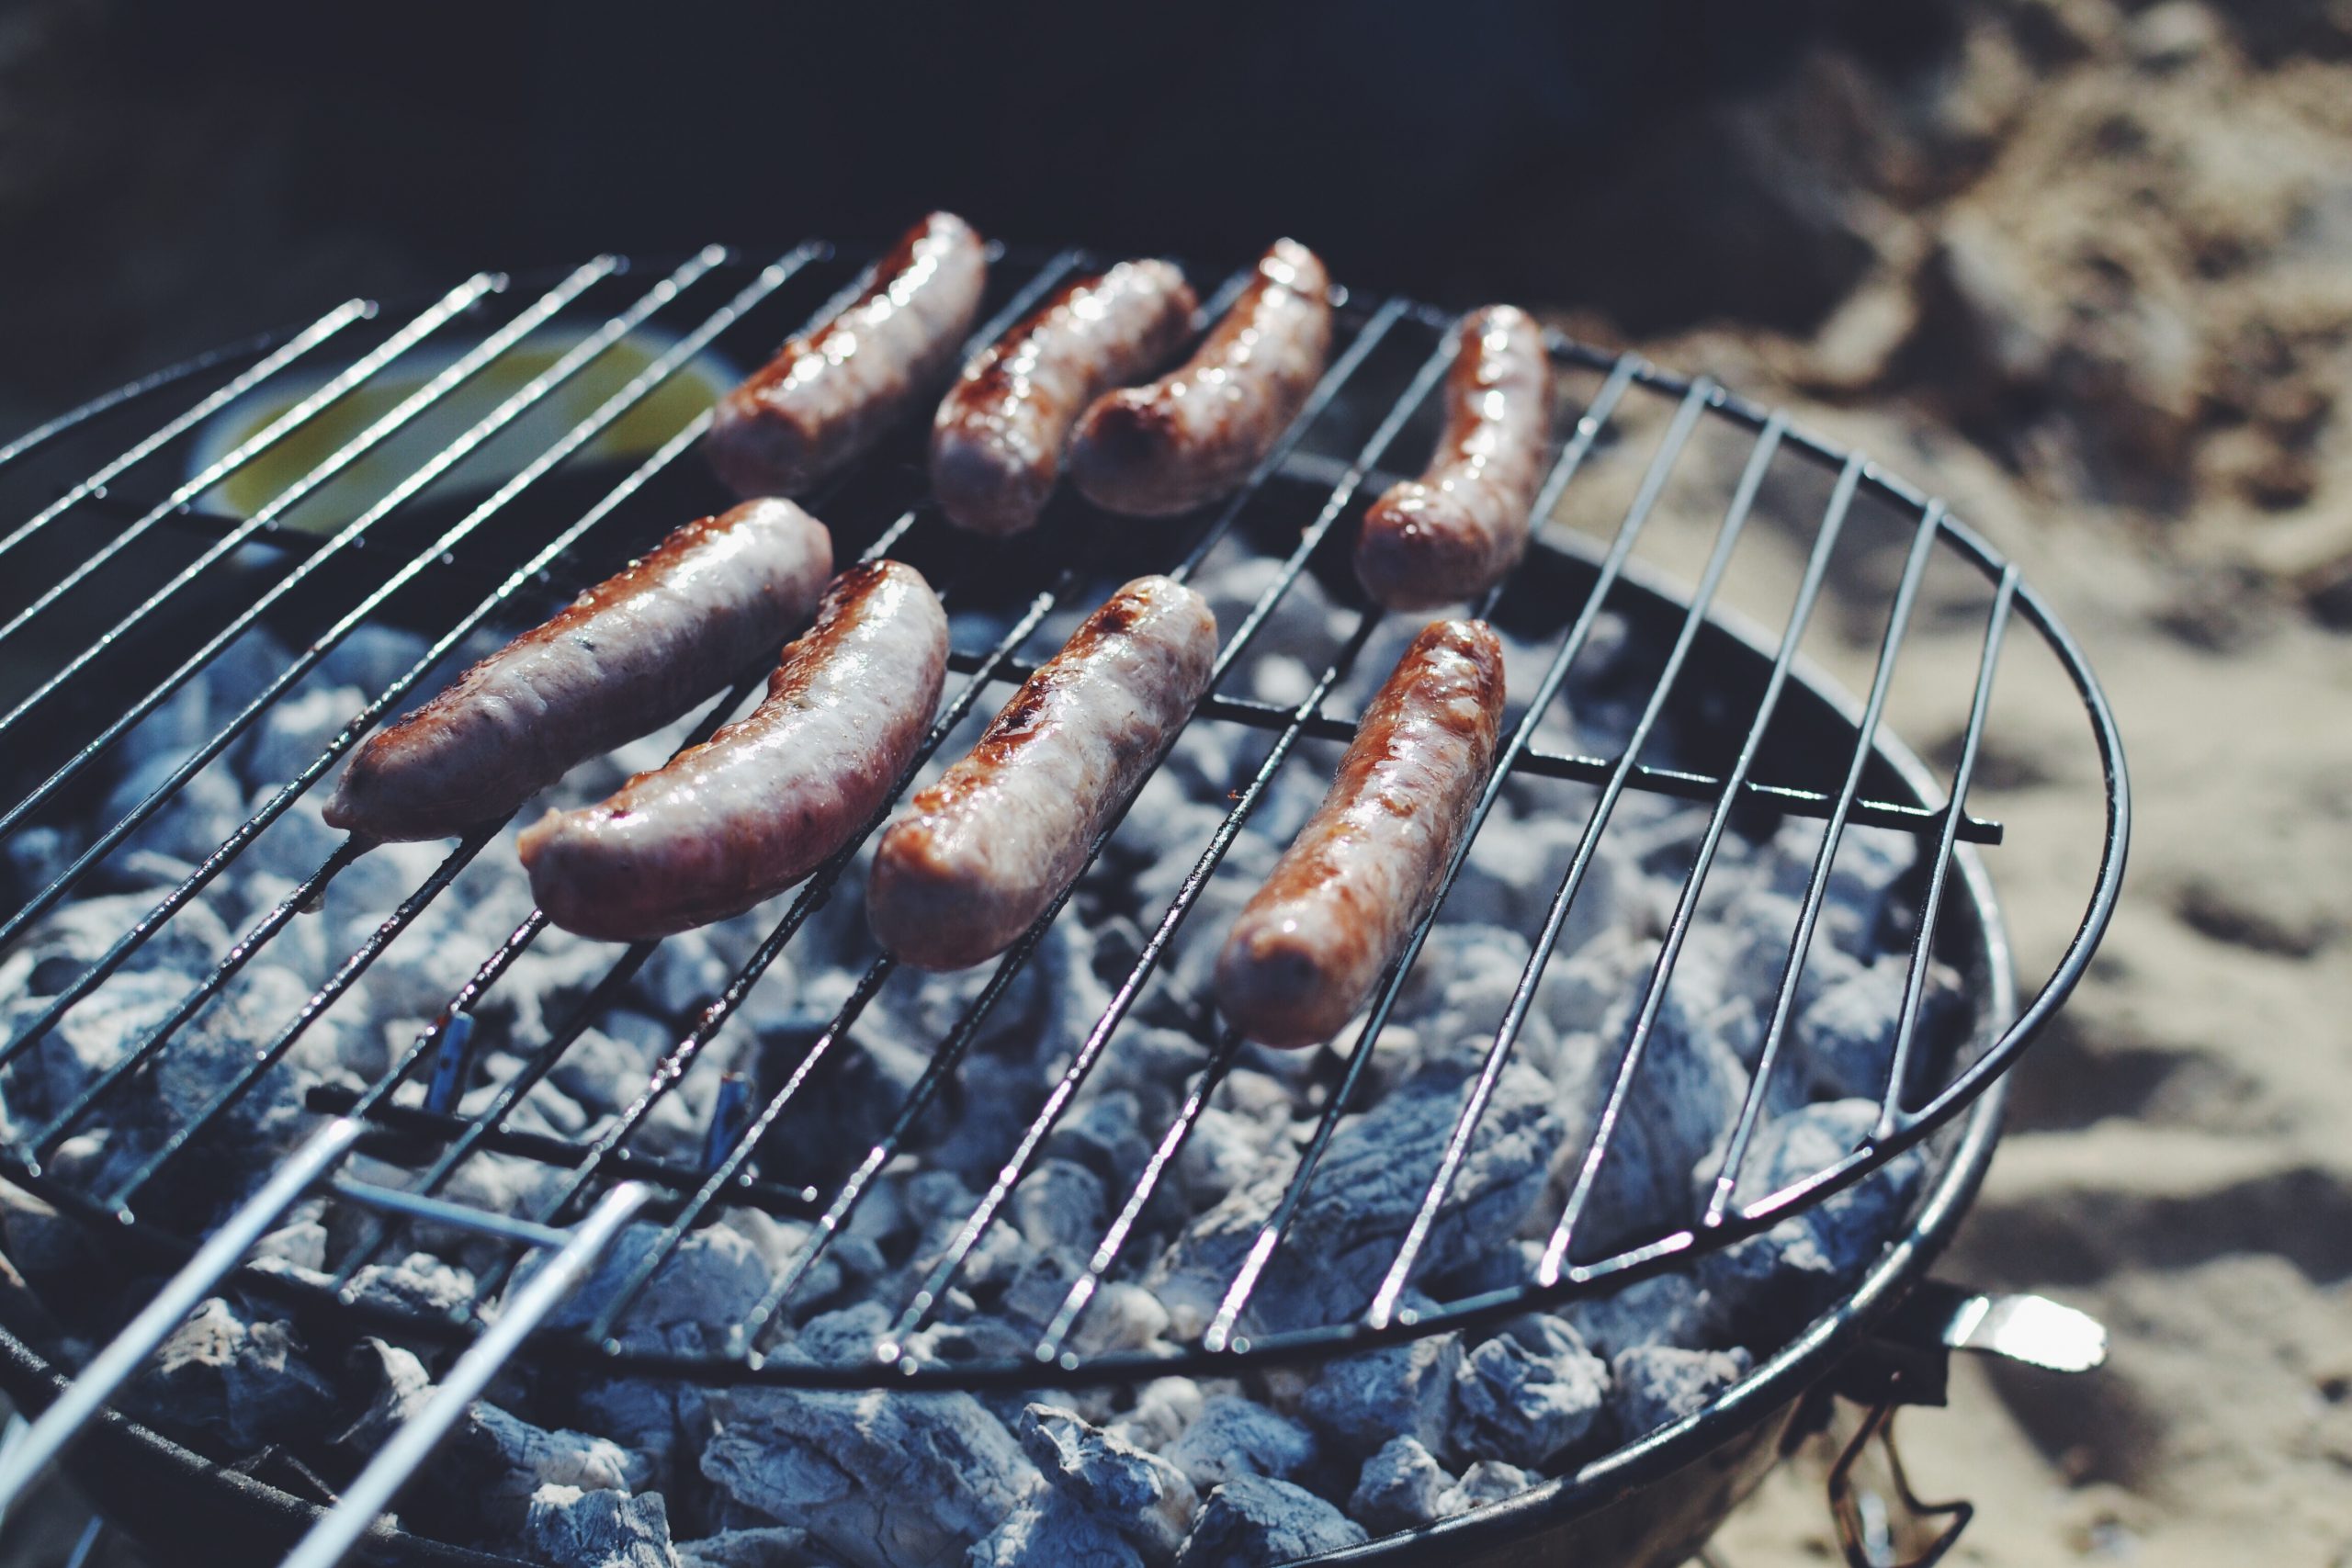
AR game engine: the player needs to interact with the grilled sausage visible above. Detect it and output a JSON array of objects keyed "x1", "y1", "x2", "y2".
[
  {"x1": 518, "y1": 561, "x2": 948, "y2": 940},
  {"x1": 1215, "y1": 619, "x2": 1506, "y2": 1048},
  {"x1": 707, "y1": 212, "x2": 989, "y2": 497},
  {"x1": 868, "y1": 575, "x2": 1218, "y2": 969},
  {"x1": 1355, "y1": 307, "x2": 1554, "y2": 611},
  {"x1": 1064, "y1": 240, "x2": 1331, "y2": 517},
  {"x1": 930, "y1": 260, "x2": 1198, "y2": 536},
  {"x1": 323, "y1": 499, "x2": 833, "y2": 842}
]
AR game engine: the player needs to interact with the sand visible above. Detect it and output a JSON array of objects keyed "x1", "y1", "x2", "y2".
[{"x1": 1552, "y1": 2, "x2": 2352, "y2": 1561}]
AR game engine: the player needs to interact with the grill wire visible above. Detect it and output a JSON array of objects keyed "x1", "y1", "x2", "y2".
[{"x1": 0, "y1": 238, "x2": 2125, "y2": 1551}]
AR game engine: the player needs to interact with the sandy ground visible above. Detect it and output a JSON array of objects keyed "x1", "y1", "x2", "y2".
[{"x1": 1615, "y1": 2, "x2": 2352, "y2": 1562}]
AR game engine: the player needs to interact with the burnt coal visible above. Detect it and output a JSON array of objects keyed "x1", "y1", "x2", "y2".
[{"x1": 1173, "y1": 1476, "x2": 1368, "y2": 1566}]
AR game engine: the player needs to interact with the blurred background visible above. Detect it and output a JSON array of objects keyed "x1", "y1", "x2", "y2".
[{"x1": 4, "y1": 0, "x2": 2349, "y2": 1562}]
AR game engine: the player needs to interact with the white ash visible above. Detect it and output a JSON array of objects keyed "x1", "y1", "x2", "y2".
[
  {"x1": 1016, "y1": 1404, "x2": 1197, "y2": 1564},
  {"x1": 1610, "y1": 1345, "x2": 1756, "y2": 1438},
  {"x1": 676, "y1": 1527, "x2": 814, "y2": 1568},
  {"x1": 1160, "y1": 1394, "x2": 1322, "y2": 1494},
  {"x1": 1439, "y1": 1460, "x2": 1537, "y2": 1517},
  {"x1": 119, "y1": 1294, "x2": 337, "y2": 1455},
  {"x1": 0, "y1": 541, "x2": 1979, "y2": 1562},
  {"x1": 967, "y1": 1490, "x2": 1146, "y2": 1568},
  {"x1": 525, "y1": 1484, "x2": 681, "y2": 1568},
  {"x1": 698, "y1": 1382, "x2": 1037, "y2": 1568},
  {"x1": 1347, "y1": 1436, "x2": 1453, "y2": 1533},
  {"x1": 1173, "y1": 1476, "x2": 1368, "y2": 1567},
  {"x1": 1447, "y1": 1315, "x2": 1611, "y2": 1470}
]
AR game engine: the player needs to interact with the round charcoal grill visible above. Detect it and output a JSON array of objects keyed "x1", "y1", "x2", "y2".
[{"x1": 0, "y1": 241, "x2": 2126, "y2": 1568}]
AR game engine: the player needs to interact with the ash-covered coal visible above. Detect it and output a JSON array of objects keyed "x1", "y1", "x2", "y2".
[{"x1": 0, "y1": 536, "x2": 1972, "y2": 1564}]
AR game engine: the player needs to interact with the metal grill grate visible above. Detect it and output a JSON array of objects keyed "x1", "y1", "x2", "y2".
[{"x1": 0, "y1": 240, "x2": 2126, "y2": 1554}]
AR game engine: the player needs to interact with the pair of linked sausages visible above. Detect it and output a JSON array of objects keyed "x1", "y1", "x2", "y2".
[{"x1": 322, "y1": 211, "x2": 1549, "y2": 1045}]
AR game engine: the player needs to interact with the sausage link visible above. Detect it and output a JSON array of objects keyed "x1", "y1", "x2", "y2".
[
  {"x1": 1355, "y1": 307, "x2": 1554, "y2": 611},
  {"x1": 1064, "y1": 240, "x2": 1331, "y2": 517},
  {"x1": 868, "y1": 575, "x2": 1218, "y2": 969},
  {"x1": 519, "y1": 561, "x2": 947, "y2": 941},
  {"x1": 706, "y1": 212, "x2": 988, "y2": 497},
  {"x1": 1215, "y1": 619, "x2": 1506, "y2": 1047},
  {"x1": 1354, "y1": 303, "x2": 1552, "y2": 611},
  {"x1": 323, "y1": 498, "x2": 832, "y2": 842},
  {"x1": 930, "y1": 259, "x2": 1197, "y2": 536}
]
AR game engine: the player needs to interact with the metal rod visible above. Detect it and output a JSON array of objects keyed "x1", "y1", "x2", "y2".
[
  {"x1": 329, "y1": 1177, "x2": 573, "y2": 1250},
  {"x1": 561, "y1": 288, "x2": 1418, "y2": 1346},
  {"x1": 716, "y1": 302, "x2": 1450, "y2": 1354},
  {"x1": 102, "y1": 826, "x2": 502, "y2": 1213},
  {"x1": 0, "y1": 272, "x2": 514, "y2": 667},
  {"x1": 0, "y1": 244, "x2": 813, "y2": 1012},
  {"x1": 1874, "y1": 570, "x2": 2016, "y2": 1142},
  {"x1": 1544, "y1": 453, "x2": 1864, "y2": 1278},
  {"x1": 1702, "y1": 500, "x2": 1948, "y2": 1225},
  {"x1": 876, "y1": 610, "x2": 1391, "y2": 1360},
  {"x1": 332, "y1": 253, "x2": 1098, "y2": 1305},
  {"x1": 0, "y1": 250, "x2": 702, "y2": 867},
  {"x1": 876, "y1": 330, "x2": 1641, "y2": 1362},
  {"x1": 0, "y1": 299, "x2": 371, "y2": 565},
  {"x1": 0, "y1": 1118, "x2": 364, "y2": 1517},
  {"x1": 1207, "y1": 374, "x2": 1716, "y2": 1351},
  {"x1": 16, "y1": 836, "x2": 371, "y2": 1164},
  {"x1": 943, "y1": 663, "x2": 2004, "y2": 848},
  {"x1": 277, "y1": 1181, "x2": 649, "y2": 1568},
  {"x1": 0, "y1": 322, "x2": 326, "y2": 478}
]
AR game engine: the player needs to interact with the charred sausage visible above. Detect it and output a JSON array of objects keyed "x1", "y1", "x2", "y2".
[
  {"x1": 1355, "y1": 307, "x2": 1554, "y2": 611},
  {"x1": 323, "y1": 498, "x2": 833, "y2": 842},
  {"x1": 518, "y1": 560, "x2": 948, "y2": 940},
  {"x1": 930, "y1": 259, "x2": 1197, "y2": 536},
  {"x1": 868, "y1": 575, "x2": 1218, "y2": 969},
  {"x1": 1215, "y1": 619, "x2": 1506, "y2": 1047},
  {"x1": 707, "y1": 212, "x2": 988, "y2": 497},
  {"x1": 1064, "y1": 240, "x2": 1331, "y2": 517}
]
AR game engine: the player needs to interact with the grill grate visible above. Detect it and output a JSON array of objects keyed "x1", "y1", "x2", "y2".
[{"x1": 0, "y1": 239, "x2": 2125, "y2": 1547}]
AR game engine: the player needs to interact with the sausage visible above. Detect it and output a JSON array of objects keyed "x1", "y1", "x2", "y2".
[
  {"x1": 868, "y1": 575, "x2": 1217, "y2": 969},
  {"x1": 930, "y1": 259, "x2": 1197, "y2": 536},
  {"x1": 323, "y1": 499, "x2": 833, "y2": 842},
  {"x1": 1064, "y1": 239, "x2": 1331, "y2": 517},
  {"x1": 1355, "y1": 306, "x2": 1554, "y2": 611},
  {"x1": 706, "y1": 212, "x2": 989, "y2": 497},
  {"x1": 1215, "y1": 619, "x2": 1506, "y2": 1048},
  {"x1": 518, "y1": 560, "x2": 948, "y2": 941}
]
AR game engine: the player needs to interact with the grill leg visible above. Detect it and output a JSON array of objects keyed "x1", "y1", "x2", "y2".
[
  {"x1": 277, "y1": 1181, "x2": 650, "y2": 1568},
  {"x1": 0, "y1": 1117, "x2": 366, "y2": 1518}
]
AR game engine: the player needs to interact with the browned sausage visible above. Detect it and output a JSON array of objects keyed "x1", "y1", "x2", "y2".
[
  {"x1": 516, "y1": 561, "x2": 948, "y2": 941},
  {"x1": 930, "y1": 260, "x2": 1197, "y2": 536},
  {"x1": 1064, "y1": 240, "x2": 1331, "y2": 517},
  {"x1": 867, "y1": 576, "x2": 1218, "y2": 969},
  {"x1": 323, "y1": 499, "x2": 832, "y2": 842},
  {"x1": 1355, "y1": 307, "x2": 1554, "y2": 611},
  {"x1": 1215, "y1": 620, "x2": 1507, "y2": 1047},
  {"x1": 706, "y1": 212, "x2": 989, "y2": 497}
]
